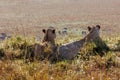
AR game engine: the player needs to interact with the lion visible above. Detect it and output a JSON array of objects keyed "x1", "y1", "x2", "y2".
[
  {"x1": 58, "y1": 25, "x2": 109, "y2": 60},
  {"x1": 25, "y1": 28, "x2": 57, "y2": 62}
]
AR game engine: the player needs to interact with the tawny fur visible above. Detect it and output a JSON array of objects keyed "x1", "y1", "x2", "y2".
[
  {"x1": 25, "y1": 28, "x2": 56, "y2": 61},
  {"x1": 58, "y1": 25, "x2": 101, "y2": 60}
]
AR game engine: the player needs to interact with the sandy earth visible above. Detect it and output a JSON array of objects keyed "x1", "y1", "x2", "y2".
[{"x1": 0, "y1": 0, "x2": 120, "y2": 38}]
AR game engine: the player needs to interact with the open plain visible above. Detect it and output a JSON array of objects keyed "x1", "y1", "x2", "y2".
[{"x1": 0, "y1": 0, "x2": 120, "y2": 37}]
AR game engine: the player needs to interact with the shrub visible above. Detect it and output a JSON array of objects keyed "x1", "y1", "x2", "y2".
[
  {"x1": 3, "y1": 36, "x2": 35, "y2": 59},
  {"x1": 80, "y1": 39, "x2": 110, "y2": 60},
  {"x1": 79, "y1": 42, "x2": 96, "y2": 60}
]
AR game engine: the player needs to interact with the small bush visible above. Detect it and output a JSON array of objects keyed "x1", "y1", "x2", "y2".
[
  {"x1": 3, "y1": 36, "x2": 35, "y2": 59},
  {"x1": 80, "y1": 39, "x2": 110, "y2": 60},
  {"x1": 80, "y1": 42, "x2": 96, "y2": 60}
]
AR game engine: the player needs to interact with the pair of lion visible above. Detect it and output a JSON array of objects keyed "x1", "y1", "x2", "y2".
[{"x1": 25, "y1": 25, "x2": 109, "y2": 61}]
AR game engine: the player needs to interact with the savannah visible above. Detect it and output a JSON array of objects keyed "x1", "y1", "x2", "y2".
[{"x1": 0, "y1": 0, "x2": 120, "y2": 80}]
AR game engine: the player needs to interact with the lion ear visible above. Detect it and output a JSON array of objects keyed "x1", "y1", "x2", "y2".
[
  {"x1": 42, "y1": 29, "x2": 46, "y2": 33},
  {"x1": 87, "y1": 26, "x2": 92, "y2": 31},
  {"x1": 96, "y1": 25, "x2": 101, "y2": 29},
  {"x1": 52, "y1": 29, "x2": 55, "y2": 34}
]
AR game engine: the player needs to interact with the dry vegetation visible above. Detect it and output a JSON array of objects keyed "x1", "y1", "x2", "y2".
[
  {"x1": 0, "y1": 35, "x2": 120, "y2": 80},
  {"x1": 0, "y1": 0, "x2": 120, "y2": 80},
  {"x1": 0, "y1": 0, "x2": 120, "y2": 37}
]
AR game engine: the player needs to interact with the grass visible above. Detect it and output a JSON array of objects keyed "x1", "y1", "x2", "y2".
[{"x1": 0, "y1": 35, "x2": 120, "y2": 80}]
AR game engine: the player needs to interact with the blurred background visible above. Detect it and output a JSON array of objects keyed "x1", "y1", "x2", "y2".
[{"x1": 0, "y1": 0, "x2": 120, "y2": 38}]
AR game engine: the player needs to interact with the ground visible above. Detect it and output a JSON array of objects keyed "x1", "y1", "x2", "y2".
[{"x1": 0, "y1": 0, "x2": 120, "y2": 37}]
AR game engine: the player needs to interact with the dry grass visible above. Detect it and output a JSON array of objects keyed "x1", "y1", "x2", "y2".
[
  {"x1": 0, "y1": 35, "x2": 120, "y2": 80},
  {"x1": 0, "y1": 0, "x2": 120, "y2": 37}
]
